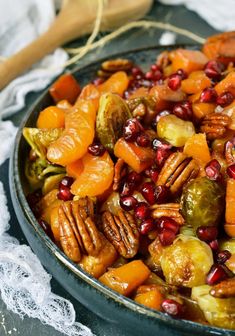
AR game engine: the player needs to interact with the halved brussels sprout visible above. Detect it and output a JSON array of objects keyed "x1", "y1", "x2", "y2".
[
  {"x1": 157, "y1": 114, "x2": 195, "y2": 147},
  {"x1": 96, "y1": 93, "x2": 132, "y2": 152},
  {"x1": 192, "y1": 285, "x2": 235, "y2": 329},
  {"x1": 180, "y1": 176, "x2": 225, "y2": 231},
  {"x1": 23, "y1": 127, "x2": 63, "y2": 159},
  {"x1": 220, "y1": 238, "x2": 235, "y2": 254},
  {"x1": 160, "y1": 235, "x2": 213, "y2": 288},
  {"x1": 25, "y1": 157, "x2": 65, "y2": 190}
]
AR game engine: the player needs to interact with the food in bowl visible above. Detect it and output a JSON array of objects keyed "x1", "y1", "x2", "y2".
[{"x1": 23, "y1": 31, "x2": 235, "y2": 330}]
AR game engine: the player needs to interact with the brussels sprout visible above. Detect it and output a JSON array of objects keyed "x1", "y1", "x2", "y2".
[
  {"x1": 96, "y1": 93, "x2": 132, "y2": 152},
  {"x1": 160, "y1": 235, "x2": 213, "y2": 288},
  {"x1": 192, "y1": 285, "x2": 235, "y2": 329},
  {"x1": 180, "y1": 176, "x2": 225, "y2": 231},
  {"x1": 220, "y1": 238, "x2": 235, "y2": 254},
  {"x1": 23, "y1": 127, "x2": 63, "y2": 159},
  {"x1": 157, "y1": 114, "x2": 195, "y2": 147},
  {"x1": 25, "y1": 157, "x2": 65, "y2": 190},
  {"x1": 42, "y1": 173, "x2": 65, "y2": 195}
]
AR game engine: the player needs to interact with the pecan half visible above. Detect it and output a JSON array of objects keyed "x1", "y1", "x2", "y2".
[
  {"x1": 59, "y1": 200, "x2": 102, "y2": 262},
  {"x1": 156, "y1": 152, "x2": 199, "y2": 195},
  {"x1": 210, "y1": 277, "x2": 235, "y2": 298},
  {"x1": 200, "y1": 113, "x2": 232, "y2": 140},
  {"x1": 101, "y1": 210, "x2": 139, "y2": 258},
  {"x1": 113, "y1": 158, "x2": 127, "y2": 191},
  {"x1": 98, "y1": 58, "x2": 133, "y2": 78},
  {"x1": 151, "y1": 203, "x2": 185, "y2": 225}
]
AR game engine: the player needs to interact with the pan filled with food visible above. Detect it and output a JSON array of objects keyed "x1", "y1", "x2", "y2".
[{"x1": 10, "y1": 32, "x2": 235, "y2": 335}]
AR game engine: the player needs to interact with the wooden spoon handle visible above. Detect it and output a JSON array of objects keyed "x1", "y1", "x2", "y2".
[{"x1": 0, "y1": 16, "x2": 93, "y2": 91}]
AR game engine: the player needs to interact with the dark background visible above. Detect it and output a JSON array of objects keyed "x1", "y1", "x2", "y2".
[{"x1": 0, "y1": 1, "x2": 217, "y2": 335}]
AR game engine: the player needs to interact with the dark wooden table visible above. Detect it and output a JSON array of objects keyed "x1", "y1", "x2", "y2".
[{"x1": 0, "y1": 2, "x2": 217, "y2": 335}]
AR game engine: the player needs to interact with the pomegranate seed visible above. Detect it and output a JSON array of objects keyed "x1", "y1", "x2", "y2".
[
  {"x1": 152, "y1": 139, "x2": 172, "y2": 168},
  {"x1": 206, "y1": 264, "x2": 228, "y2": 285},
  {"x1": 131, "y1": 67, "x2": 144, "y2": 78},
  {"x1": 120, "y1": 196, "x2": 138, "y2": 211},
  {"x1": 134, "y1": 202, "x2": 150, "y2": 220},
  {"x1": 145, "y1": 71, "x2": 154, "y2": 80},
  {"x1": 227, "y1": 164, "x2": 235, "y2": 179},
  {"x1": 209, "y1": 239, "x2": 219, "y2": 252},
  {"x1": 217, "y1": 92, "x2": 234, "y2": 107},
  {"x1": 27, "y1": 190, "x2": 42, "y2": 217},
  {"x1": 120, "y1": 181, "x2": 134, "y2": 196},
  {"x1": 162, "y1": 299, "x2": 183, "y2": 317},
  {"x1": 176, "y1": 69, "x2": 187, "y2": 79},
  {"x1": 173, "y1": 101, "x2": 193, "y2": 121},
  {"x1": 200, "y1": 88, "x2": 217, "y2": 103},
  {"x1": 151, "y1": 64, "x2": 161, "y2": 72},
  {"x1": 92, "y1": 77, "x2": 104, "y2": 85},
  {"x1": 168, "y1": 74, "x2": 182, "y2": 91},
  {"x1": 159, "y1": 229, "x2": 176, "y2": 246},
  {"x1": 140, "y1": 218, "x2": 155, "y2": 235},
  {"x1": 59, "y1": 176, "x2": 74, "y2": 188},
  {"x1": 216, "y1": 250, "x2": 232, "y2": 264},
  {"x1": 154, "y1": 110, "x2": 171, "y2": 125},
  {"x1": 155, "y1": 185, "x2": 170, "y2": 204},
  {"x1": 145, "y1": 167, "x2": 159, "y2": 183},
  {"x1": 205, "y1": 159, "x2": 221, "y2": 180},
  {"x1": 57, "y1": 186, "x2": 73, "y2": 201},
  {"x1": 123, "y1": 118, "x2": 143, "y2": 142},
  {"x1": 88, "y1": 143, "x2": 106, "y2": 156},
  {"x1": 152, "y1": 70, "x2": 163, "y2": 81},
  {"x1": 196, "y1": 226, "x2": 218, "y2": 242},
  {"x1": 140, "y1": 182, "x2": 156, "y2": 205},
  {"x1": 136, "y1": 133, "x2": 151, "y2": 147},
  {"x1": 157, "y1": 217, "x2": 179, "y2": 234},
  {"x1": 127, "y1": 171, "x2": 142, "y2": 187},
  {"x1": 38, "y1": 219, "x2": 53, "y2": 240},
  {"x1": 204, "y1": 60, "x2": 225, "y2": 80}
]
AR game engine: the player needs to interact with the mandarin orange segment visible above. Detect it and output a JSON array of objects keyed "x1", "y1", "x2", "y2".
[
  {"x1": 183, "y1": 133, "x2": 211, "y2": 164},
  {"x1": 66, "y1": 159, "x2": 83, "y2": 179},
  {"x1": 77, "y1": 84, "x2": 100, "y2": 111},
  {"x1": 181, "y1": 71, "x2": 211, "y2": 94},
  {"x1": 98, "y1": 71, "x2": 129, "y2": 96},
  {"x1": 169, "y1": 49, "x2": 208, "y2": 74},
  {"x1": 36, "y1": 106, "x2": 65, "y2": 129},
  {"x1": 47, "y1": 102, "x2": 96, "y2": 166},
  {"x1": 70, "y1": 151, "x2": 114, "y2": 197},
  {"x1": 225, "y1": 179, "x2": 235, "y2": 226}
]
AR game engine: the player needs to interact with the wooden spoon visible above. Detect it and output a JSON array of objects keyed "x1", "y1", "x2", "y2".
[{"x1": 0, "y1": 0, "x2": 153, "y2": 90}]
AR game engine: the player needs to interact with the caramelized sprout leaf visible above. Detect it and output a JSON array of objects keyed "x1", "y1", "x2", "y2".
[
  {"x1": 96, "y1": 93, "x2": 132, "y2": 152},
  {"x1": 23, "y1": 127, "x2": 63, "y2": 159}
]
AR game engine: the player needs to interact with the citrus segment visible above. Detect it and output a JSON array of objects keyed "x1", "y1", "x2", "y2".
[
  {"x1": 71, "y1": 152, "x2": 114, "y2": 197},
  {"x1": 47, "y1": 103, "x2": 95, "y2": 166}
]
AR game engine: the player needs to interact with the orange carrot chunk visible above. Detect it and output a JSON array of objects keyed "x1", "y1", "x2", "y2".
[
  {"x1": 225, "y1": 179, "x2": 235, "y2": 237},
  {"x1": 99, "y1": 260, "x2": 151, "y2": 296},
  {"x1": 169, "y1": 49, "x2": 208, "y2": 74},
  {"x1": 49, "y1": 73, "x2": 81, "y2": 104},
  {"x1": 114, "y1": 138, "x2": 155, "y2": 173}
]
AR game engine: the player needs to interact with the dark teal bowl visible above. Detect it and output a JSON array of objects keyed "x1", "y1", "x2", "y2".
[{"x1": 9, "y1": 45, "x2": 235, "y2": 336}]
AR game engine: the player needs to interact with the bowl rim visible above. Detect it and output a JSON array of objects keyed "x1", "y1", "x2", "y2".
[{"x1": 10, "y1": 44, "x2": 235, "y2": 335}]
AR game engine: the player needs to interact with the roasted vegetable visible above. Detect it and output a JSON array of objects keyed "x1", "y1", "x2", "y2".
[
  {"x1": 23, "y1": 127, "x2": 63, "y2": 160},
  {"x1": 99, "y1": 260, "x2": 151, "y2": 296},
  {"x1": 192, "y1": 285, "x2": 235, "y2": 329},
  {"x1": 157, "y1": 114, "x2": 195, "y2": 147},
  {"x1": 160, "y1": 235, "x2": 213, "y2": 288},
  {"x1": 96, "y1": 93, "x2": 132, "y2": 152},
  {"x1": 180, "y1": 177, "x2": 225, "y2": 231}
]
